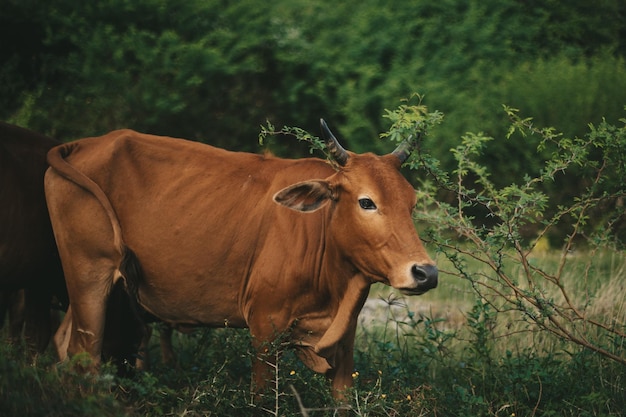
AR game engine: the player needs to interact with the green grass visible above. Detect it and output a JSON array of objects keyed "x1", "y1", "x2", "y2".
[{"x1": 1, "y1": 250, "x2": 625, "y2": 416}]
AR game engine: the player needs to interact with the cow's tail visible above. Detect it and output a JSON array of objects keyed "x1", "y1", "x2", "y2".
[
  {"x1": 119, "y1": 246, "x2": 142, "y2": 302},
  {"x1": 46, "y1": 142, "x2": 142, "y2": 301}
]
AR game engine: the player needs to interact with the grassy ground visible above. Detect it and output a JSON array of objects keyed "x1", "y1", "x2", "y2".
[{"x1": 1, "y1": 250, "x2": 625, "y2": 416}]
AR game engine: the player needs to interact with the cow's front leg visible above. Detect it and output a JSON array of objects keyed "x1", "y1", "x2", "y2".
[
  {"x1": 134, "y1": 322, "x2": 152, "y2": 371},
  {"x1": 326, "y1": 348, "x2": 355, "y2": 402},
  {"x1": 159, "y1": 324, "x2": 176, "y2": 366},
  {"x1": 250, "y1": 332, "x2": 285, "y2": 408},
  {"x1": 248, "y1": 313, "x2": 291, "y2": 410},
  {"x1": 326, "y1": 325, "x2": 358, "y2": 403}
]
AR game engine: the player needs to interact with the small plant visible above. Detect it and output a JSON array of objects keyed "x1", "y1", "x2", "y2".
[
  {"x1": 379, "y1": 93, "x2": 444, "y2": 149},
  {"x1": 259, "y1": 120, "x2": 328, "y2": 155}
]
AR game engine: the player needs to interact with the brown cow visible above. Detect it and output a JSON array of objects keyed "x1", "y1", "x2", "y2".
[
  {"x1": 45, "y1": 120, "x2": 437, "y2": 399},
  {"x1": 0, "y1": 122, "x2": 66, "y2": 351}
]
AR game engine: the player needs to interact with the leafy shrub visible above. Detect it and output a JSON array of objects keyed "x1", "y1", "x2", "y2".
[{"x1": 390, "y1": 96, "x2": 626, "y2": 365}]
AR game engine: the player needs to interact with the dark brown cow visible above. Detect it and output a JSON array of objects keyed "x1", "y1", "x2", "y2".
[
  {"x1": 0, "y1": 122, "x2": 66, "y2": 351},
  {"x1": 0, "y1": 290, "x2": 26, "y2": 343},
  {"x1": 45, "y1": 121, "x2": 437, "y2": 398}
]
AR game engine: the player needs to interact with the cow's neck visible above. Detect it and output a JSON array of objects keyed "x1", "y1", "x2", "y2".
[
  {"x1": 312, "y1": 229, "x2": 372, "y2": 356},
  {"x1": 318, "y1": 217, "x2": 369, "y2": 302}
]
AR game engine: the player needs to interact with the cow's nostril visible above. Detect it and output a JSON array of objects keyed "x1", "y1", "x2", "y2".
[
  {"x1": 411, "y1": 264, "x2": 438, "y2": 288},
  {"x1": 411, "y1": 265, "x2": 428, "y2": 283}
]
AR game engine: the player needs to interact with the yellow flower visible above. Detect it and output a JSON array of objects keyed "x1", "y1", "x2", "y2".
[
  {"x1": 290, "y1": 370, "x2": 296, "y2": 375},
  {"x1": 407, "y1": 394, "x2": 412, "y2": 401},
  {"x1": 381, "y1": 394, "x2": 387, "y2": 399},
  {"x1": 352, "y1": 371, "x2": 359, "y2": 379}
]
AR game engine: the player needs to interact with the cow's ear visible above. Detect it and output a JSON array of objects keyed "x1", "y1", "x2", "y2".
[{"x1": 273, "y1": 180, "x2": 334, "y2": 212}]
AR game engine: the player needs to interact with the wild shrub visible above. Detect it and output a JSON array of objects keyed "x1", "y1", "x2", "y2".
[{"x1": 385, "y1": 97, "x2": 626, "y2": 366}]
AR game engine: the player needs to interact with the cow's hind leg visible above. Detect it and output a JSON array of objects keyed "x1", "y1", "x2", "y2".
[
  {"x1": 45, "y1": 168, "x2": 121, "y2": 370},
  {"x1": 64, "y1": 264, "x2": 118, "y2": 370},
  {"x1": 102, "y1": 281, "x2": 147, "y2": 375}
]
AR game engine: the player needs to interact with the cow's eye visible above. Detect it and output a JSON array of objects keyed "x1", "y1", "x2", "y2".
[{"x1": 358, "y1": 198, "x2": 377, "y2": 210}]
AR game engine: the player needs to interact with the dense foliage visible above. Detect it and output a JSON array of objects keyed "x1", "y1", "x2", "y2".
[
  {"x1": 2, "y1": 0, "x2": 625, "y2": 233},
  {"x1": 2, "y1": 1, "x2": 625, "y2": 151}
]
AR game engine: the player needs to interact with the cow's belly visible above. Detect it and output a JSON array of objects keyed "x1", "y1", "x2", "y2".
[
  {"x1": 137, "y1": 286, "x2": 248, "y2": 328},
  {"x1": 132, "y1": 261, "x2": 249, "y2": 328}
]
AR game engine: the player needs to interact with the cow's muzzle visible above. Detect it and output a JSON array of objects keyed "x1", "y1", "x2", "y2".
[{"x1": 402, "y1": 264, "x2": 438, "y2": 295}]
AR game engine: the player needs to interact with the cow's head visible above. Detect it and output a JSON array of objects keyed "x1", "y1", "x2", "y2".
[{"x1": 274, "y1": 120, "x2": 437, "y2": 295}]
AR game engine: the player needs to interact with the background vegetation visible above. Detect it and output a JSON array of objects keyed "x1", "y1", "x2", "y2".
[
  {"x1": 3, "y1": 1, "x2": 625, "y2": 147},
  {"x1": 2, "y1": 0, "x2": 625, "y2": 236},
  {"x1": 1, "y1": 0, "x2": 625, "y2": 415}
]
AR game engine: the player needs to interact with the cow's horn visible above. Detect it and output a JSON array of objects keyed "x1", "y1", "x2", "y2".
[
  {"x1": 320, "y1": 119, "x2": 349, "y2": 166},
  {"x1": 391, "y1": 135, "x2": 414, "y2": 164}
]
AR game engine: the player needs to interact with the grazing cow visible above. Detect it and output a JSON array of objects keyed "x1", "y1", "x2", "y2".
[
  {"x1": 0, "y1": 122, "x2": 66, "y2": 351},
  {"x1": 45, "y1": 120, "x2": 438, "y2": 398}
]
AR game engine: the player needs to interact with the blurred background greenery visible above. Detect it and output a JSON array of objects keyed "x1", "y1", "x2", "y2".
[{"x1": 3, "y1": 1, "x2": 625, "y2": 143}]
